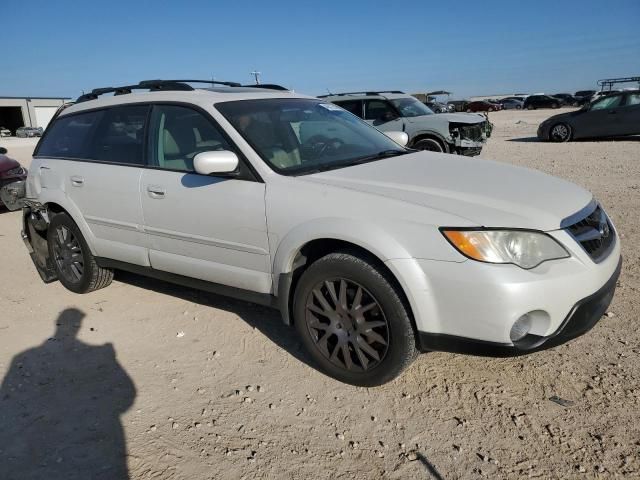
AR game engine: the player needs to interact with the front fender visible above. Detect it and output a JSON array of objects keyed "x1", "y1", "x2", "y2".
[{"x1": 272, "y1": 217, "x2": 413, "y2": 283}]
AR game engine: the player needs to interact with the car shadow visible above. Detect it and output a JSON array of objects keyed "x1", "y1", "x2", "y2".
[
  {"x1": 113, "y1": 271, "x2": 316, "y2": 369},
  {"x1": 0, "y1": 308, "x2": 136, "y2": 479}
]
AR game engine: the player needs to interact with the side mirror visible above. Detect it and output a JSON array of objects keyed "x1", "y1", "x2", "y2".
[
  {"x1": 384, "y1": 131, "x2": 409, "y2": 147},
  {"x1": 0, "y1": 147, "x2": 7, "y2": 155},
  {"x1": 193, "y1": 150, "x2": 239, "y2": 176}
]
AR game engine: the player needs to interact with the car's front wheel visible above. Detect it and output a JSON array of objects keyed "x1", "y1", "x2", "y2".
[
  {"x1": 47, "y1": 212, "x2": 113, "y2": 293},
  {"x1": 549, "y1": 122, "x2": 572, "y2": 142},
  {"x1": 413, "y1": 138, "x2": 444, "y2": 153},
  {"x1": 527, "y1": 104, "x2": 536, "y2": 110},
  {"x1": 293, "y1": 252, "x2": 417, "y2": 386}
]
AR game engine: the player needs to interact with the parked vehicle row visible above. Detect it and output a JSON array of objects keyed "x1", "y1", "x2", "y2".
[{"x1": 16, "y1": 79, "x2": 621, "y2": 386}]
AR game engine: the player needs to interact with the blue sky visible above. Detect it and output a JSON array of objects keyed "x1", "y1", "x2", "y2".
[{"x1": 2, "y1": 0, "x2": 638, "y2": 100}]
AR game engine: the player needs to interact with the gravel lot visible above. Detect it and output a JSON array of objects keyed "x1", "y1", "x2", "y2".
[{"x1": 1, "y1": 109, "x2": 639, "y2": 479}]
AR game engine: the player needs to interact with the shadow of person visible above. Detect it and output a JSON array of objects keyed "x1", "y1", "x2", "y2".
[{"x1": 0, "y1": 308, "x2": 136, "y2": 479}]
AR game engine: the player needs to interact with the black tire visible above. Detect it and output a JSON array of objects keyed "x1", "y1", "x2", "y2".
[
  {"x1": 549, "y1": 122, "x2": 572, "y2": 142},
  {"x1": 516, "y1": 105, "x2": 522, "y2": 110},
  {"x1": 551, "y1": 103, "x2": 559, "y2": 109},
  {"x1": 527, "y1": 104, "x2": 535, "y2": 110},
  {"x1": 293, "y1": 251, "x2": 418, "y2": 386},
  {"x1": 47, "y1": 212, "x2": 113, "y2": 294},
  {"x1": 466, "y1": 109, "x2": 472, "y2": 113},
  {"x1": 412, "y1": 137, "x2": 444, "y2": 153}
]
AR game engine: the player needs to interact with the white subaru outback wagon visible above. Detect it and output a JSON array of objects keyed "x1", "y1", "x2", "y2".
[{"x1": 21, "y1": 79, "x2": 621, "y2": 386}]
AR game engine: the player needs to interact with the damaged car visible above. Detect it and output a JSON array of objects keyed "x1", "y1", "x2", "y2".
[
  {"x1": 0, "y1": 146, "x2": 27, "y2": 211},
  {"x1": 320, "y1": 91, "x2": 491, "y2": 155}
]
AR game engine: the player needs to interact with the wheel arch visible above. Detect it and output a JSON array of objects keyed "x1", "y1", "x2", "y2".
[
  {"x1": 410, "y1": 131, "x2": 450, "y2": 153},
  {"x1": 38, "y1": 196, "x2": 99, "y2": 256},
  {"x1": 272, "y1": 220, "x2": 418, "y2": 328}
]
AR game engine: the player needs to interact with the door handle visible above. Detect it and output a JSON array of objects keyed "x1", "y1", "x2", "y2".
[
  {"x1": 39, "y1": 165, "x2": 51, "y2": 170},
  {"x1": 147, "y1": 185, "x2": 166, "y2": 198},
  {"x1": 70, "y1": 176, "x2": 84, "y2": 186}
]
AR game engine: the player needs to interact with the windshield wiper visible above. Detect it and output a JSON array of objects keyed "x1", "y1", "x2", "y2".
[{"x1": 292, "y1": 150, "x2": 408, "y2": 176}]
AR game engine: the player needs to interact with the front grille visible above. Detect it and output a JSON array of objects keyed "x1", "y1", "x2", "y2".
[
  {"x1": 459, "y1": 124, "x2": 483, "y2": 141},
  {"x1": 565, "y1": 204, "x2": 615, "y2": 263}
]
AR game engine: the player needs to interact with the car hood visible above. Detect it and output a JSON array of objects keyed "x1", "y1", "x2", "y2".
[
  {"x1": 542, "y1": 109, "x2": 585, "y2": 124},
  {"x1": 0, "y1": 154, "x2": 20, "y2": 173},
  {"x1": 301, "y1": 152, "x2": 592, "y2": 231},
  {"x1": 406, "y1": 112, "x2": 485, "y2": 125}
]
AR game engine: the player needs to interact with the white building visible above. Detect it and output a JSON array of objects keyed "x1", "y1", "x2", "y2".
[{"x1": 0, "y1": 96, "x2": 70, "y2": 134}]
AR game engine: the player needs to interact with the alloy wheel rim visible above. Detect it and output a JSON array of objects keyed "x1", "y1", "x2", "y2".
[
  {"x1": 304, "y1": 278, "x2": 390, "y2": 372},
  {"x1": 551, "y1": 124, "x2": 568, "y2": 140},
  {"x1": 52, "y1": 226, "x2": 84, "y2": 283}
]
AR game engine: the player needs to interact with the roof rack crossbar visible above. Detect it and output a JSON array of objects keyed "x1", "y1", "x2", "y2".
[
  {"x1": 76, "y1": 78, "x2": 251, "y2": 103},
  {"x1": 319, "y1": 90, "x2": 405, "y2": 98},
  {"x1": 240, "y1": 83, "x2": 289, "y2": 91},
  {"x1": 597, "y1": 76, "x2": 640, "y2": 91}
]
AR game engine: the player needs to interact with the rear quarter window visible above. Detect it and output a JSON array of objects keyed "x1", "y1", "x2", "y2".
[{"x1": 36, "y1": 110, "x2": 104, "y2": 158}]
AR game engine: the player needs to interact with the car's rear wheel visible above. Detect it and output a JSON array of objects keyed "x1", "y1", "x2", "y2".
[
  {"x1": 527, "y1": 104, "x2": 536, "y2": 110},
  {"x1": 552, "y1": 103, "x2": 559, "y2": 109},
  {"x1": 293, "y1": 252, "x2": 417, "y2": 386},
  {"x1": 549, "y1": 123, "x2": 572, "y2": 142},
  {"x1": 413, "y1": 138, "x2": 444, "y2": 153},
  {"x1": 47, "y1": 212, "x2": 113, "y2": 293}
]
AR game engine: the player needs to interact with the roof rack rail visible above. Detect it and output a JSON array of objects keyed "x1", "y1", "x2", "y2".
[
  {"x1": 241, "y1": 83, "x2": 289, "y2": 91},
  {"x1": 76, "y1": 79, "x2": 244, "y2": 103},
  {"x1": 318, "y1": 90, "x2": 405, "y2": 98},
  {"x1": 597, "y1": 76, "x2": 640, "y2": 91}
]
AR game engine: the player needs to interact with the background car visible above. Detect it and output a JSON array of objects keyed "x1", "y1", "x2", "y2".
[
  {"x1": 523, "y1": 95, "x2": 561, "y2": 110},
  {"x1": 574, "y1": 90, "x2": 597, "y2": 106},
  {"x1": 552, "y1": 93, "x2": 579, "y2": 106},
  {"x1": 466, "y1": 100, "x2": 501, "y2": 112},
  {"x1": 424, "y1": 101, "x2": 450, "y2": 113},
  {"x1": 0, "y1": 127, "x2": 11, "y2": 137},
  {"x1": 499, "y1": 98, "x2": 524, "y2": 110},
  {"x1": 537, "y1": 90, "x2": 640, "y2": 142},
  {"x1": 447, "y1": 100, "x2": 469, "y2": 112},
  {"x1": 15, "y1": 127, "x2": 43, "y2": 138},
  {"x1": 0, "y1": 146, "x2": 28, "y2": 211},
  {"x1": 322, "y1": 91, "x2": 490, "y2": 155}
]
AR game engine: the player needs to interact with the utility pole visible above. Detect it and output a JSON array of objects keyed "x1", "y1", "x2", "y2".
[{"x1": 250, "y1": 70, "x2": 261, "y2": 85}]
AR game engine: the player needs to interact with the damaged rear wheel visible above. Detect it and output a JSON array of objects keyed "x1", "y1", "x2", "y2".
[{"x1": 47, "y1": 212, "x2": 113, "y2": 293}]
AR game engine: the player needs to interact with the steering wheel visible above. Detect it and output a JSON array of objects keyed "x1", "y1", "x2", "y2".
[{"x1": 301, "y1": 135, "x2": 345, "y2": 159}]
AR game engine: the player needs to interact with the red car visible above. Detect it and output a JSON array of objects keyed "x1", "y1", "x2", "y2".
[
  {"x1": 0, "y1": 146, "x2": 28, "y2": 211},
  {"x1": 466, "y1": 101, "x2": 502, "y2": 112}
]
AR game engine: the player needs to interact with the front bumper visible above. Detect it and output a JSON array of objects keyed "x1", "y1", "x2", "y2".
[
  {"x1": 417, "y1": 256, "x2": 621, "y2": 355},
  {"x1": 386, "y1": 227, "x2": 621, "y2": 354}
]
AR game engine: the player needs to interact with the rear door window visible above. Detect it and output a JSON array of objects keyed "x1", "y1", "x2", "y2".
[
  {"x1": 36, "y1": 110, "x2": 104, "y2": 159},
  {"x1": 88, "y1": 105, "x2": 150, "y2": 165},
  {"x1": 334, "y1": 100, "x2": 363, "y2": 117}
]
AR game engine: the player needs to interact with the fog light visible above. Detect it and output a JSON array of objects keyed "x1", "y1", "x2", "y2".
[{"x1": 510, "y1": 314, "x2": 533, "y2": 342}]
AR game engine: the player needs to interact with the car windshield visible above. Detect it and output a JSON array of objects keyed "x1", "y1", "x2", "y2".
[
  {"x1": 389, "y1": 97, "x2": 434, "y2": 117},
  {"x1": 216, "y1": 98, "x2": 407, "y2": 176}
]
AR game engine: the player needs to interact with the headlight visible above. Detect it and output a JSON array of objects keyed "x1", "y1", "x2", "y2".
[
  {"x1": 441, "y1": 229, "x2": 569, "y2": 269},
  {"x1": 6, "y1": 166, "x2": 25, "y2": 176}
]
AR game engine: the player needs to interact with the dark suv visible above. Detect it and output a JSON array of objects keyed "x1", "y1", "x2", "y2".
[{"x1": 523, "y1": 95, "x2": 561, "y2": 110}]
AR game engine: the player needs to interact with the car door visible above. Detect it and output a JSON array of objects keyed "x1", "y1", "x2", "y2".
[
  {"x1": 34, "y1": 105, "x2": 150, "y2": 266},
  {"x1": 617, "y1": 93, "x2": 640, "y2": 135},
  {"x1": 363, "y1": 100, "x2": 405, "y2": 133},
  {"x1": 140, "y1": 104, "x2": 271, "y2": 293},
  {"x1": 573, "y1": 94, "x2": 624, "y2": 138}
]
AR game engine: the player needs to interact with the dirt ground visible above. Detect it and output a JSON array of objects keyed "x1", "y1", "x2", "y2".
[{"x1": 1, "y1": 109, "x2": 639, "y2": 479}]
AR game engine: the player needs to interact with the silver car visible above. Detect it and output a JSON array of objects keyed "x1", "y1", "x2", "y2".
[{"x1": 321, "y1": 91, "x2": 491, "y2": 156}]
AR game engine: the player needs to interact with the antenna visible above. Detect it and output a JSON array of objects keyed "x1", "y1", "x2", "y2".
[{"x1": 250, "y1": 70, "x2": 261, "y2": 85}]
